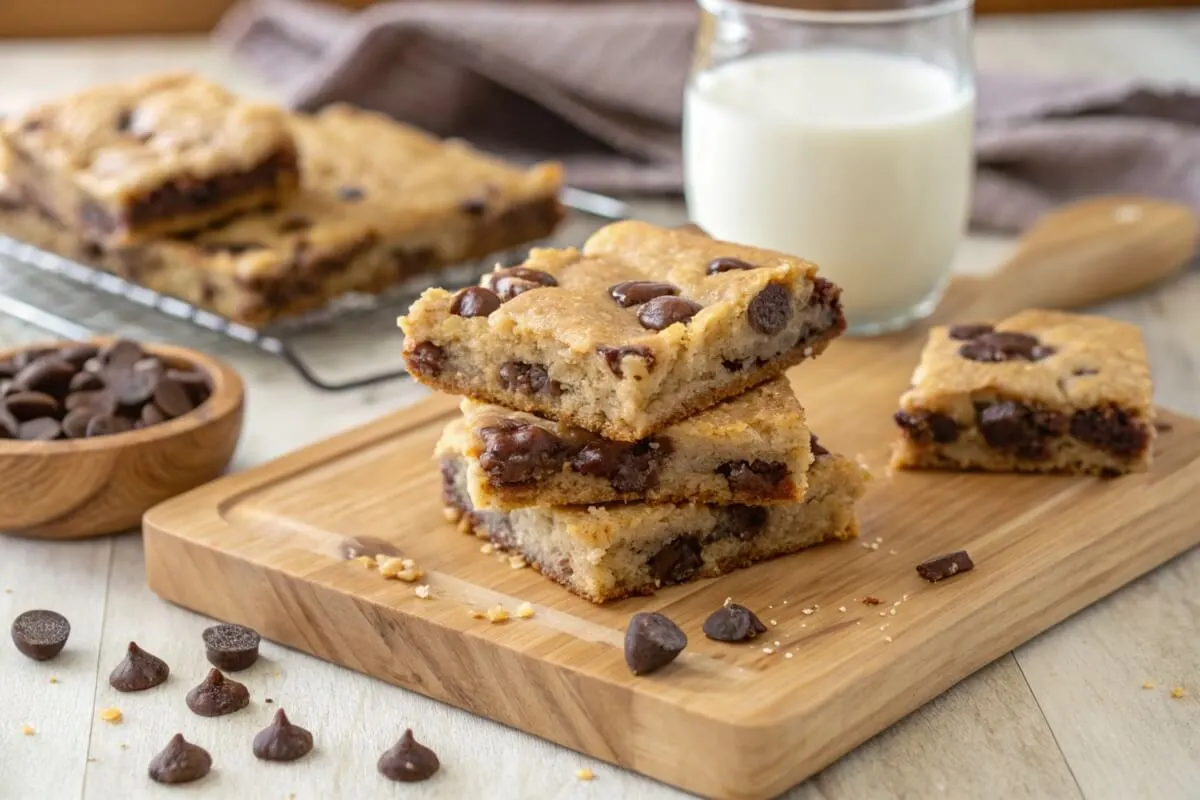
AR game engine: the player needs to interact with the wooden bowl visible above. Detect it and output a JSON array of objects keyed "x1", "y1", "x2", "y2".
[{"x1": 0, "y1": 339, "x2": 243, "y2": 540}]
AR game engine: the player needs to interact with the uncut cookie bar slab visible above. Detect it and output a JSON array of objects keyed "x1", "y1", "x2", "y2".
[
  {"x1": 0, "y1": 104, "x2": 563, "y2": 328},
  {"x1": 401, "y1": 221, "x2": 844, "y2": 441},
  {"x1": 460, "y1": 378, "x2": 812, "y2": 509},
  {"x1": 438, "y1": 420, "x2": 865, "y2": 603},
  {"x1": 1, "y1": 73, "x2": 299, "y2": 245},
  {"x1": 892, "y1": 310, "x2": 1155, "y2": 476}
]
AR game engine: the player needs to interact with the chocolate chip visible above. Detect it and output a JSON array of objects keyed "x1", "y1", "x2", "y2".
[
  {"x1": 486, "y1": 267, "x2": 558, "y2": 301},
  {"x1": 959, "y1": 331, "x2": 1055, "y2": 363},
  {"x1": 13, "y1": 358, "x2": 76, "y2": 398},
  {"x1": 62, "y1": 407, "x2": 97, "y2": 438},
  {"x1": 1070, "y1": 406, "x2": 1149, "y2": 457},
  {"x1": 140, "y1": 403, "x2": 167, "y2": 426},
  {"x1": 647, "y1": 535, "x2": 703, "y2": 585},
  {"x1": 747, "y1": 282, "x2": 793, "y2": 335},
  {"x1": 449, "y1": 286, "x2": 501, "y2": 318},
  {"x1": 253, "y1": 709, "x2": 313, "y2": 762},
  {"x1": 722, "y1": 358, "x2": 745, "y2": 372},
  {"x1": 100, "y1": 339, "x2": 144, "y2": 370},
  {"x1": 152, "y1": 378, "x2": 194, "y2": 419},
  {"x1": 608, "y1": 280, "x2": 680, "y2": 308},
  {"x1": 637, "y1": 296, "x2": 703, "y2": 331},
  {"x1": 186, "y1": 668, "x2": 250, "y2": 717},
  {"x1": 461, "y1": 197, "x2": 488, "y2": 216},
  {"x1": 110, "y1": 369, "x2": 157, "y2": 409},
  {"x1": 378, "y1": 729, "x2": 440, "y2": 783},
  {"x1": 894, "y1": 410, "x2": 960, "y2": 445},
  {"x1": 624, "y1": 612, "x2": 687, "y2": 676},
  {"x1": 717, "y1": 460, "x2": 789, "y2": 496},
  {"x1": 86, "y1": 414, "x2": 134, "y2": 438},
  {"x1": 18, "y1": 417, "x2": 61, "y2": 441},
  {"x1": 0, "y1": 360, "x2": 16, "y2": 379},
  {"x1": 115, "y1": 108, "x2": 134, "y2": 131},
  {"x1": 916, "y1": 550, "x2": 974, "y2": 582},
  {"x1": 338, "y1": 185, "x2": 365, "y2": 202},
  {"x1": 406, "y1": 341, "x2": 446, "y2": 378},
  {"x1": 68, "y1": 370, "x2": 104, "y2": 392},
  {"x1": 498, "y1": 361, "x2": 560, "y2": 396},
  {"x1": 202, "y1": 623, "x2": 261, "y2": 672},
  {"x1": 278, "y1": 215, "x2": 312, "y2": 233},
  {"x1": 478, "y1": 422, "x2": 564, "y2": 486},
  {"x1": 109, "y1": 641, "x2": 170, "y2": 691},
  {"x1": 948, "y1": 323, "x2": 994, "y2": 341},
  {"x1": 66, "y1": 390, "x2": 116, "y2": 415},
  {"x1": 58, "y1": 344, "x2": 98, "y2": 368},
  {"x1": 148, "y1": 734, "x2": 212, "y2": 785},
  {"x1": 596, "y1": 345, "x2": 655, "y2": 378},
  {"x1": 810, "y1": 434, "x2": 829, "y2": 457},
  {"x1": 976, "y1": 402, "x2": 1066, "y2": 453},
  {"x1": 165, "y1": 368, "x2": 211, "y2": 404},
  {"x1": 0, "y1": 408, "x2": 15, "y2": 439},
  {"x1": 571, "y1": 438, "x2": 670, "y2": 494},
  {"x1": 201, "y1": 240, "x2": 266, "y2": 255},
  {"x1": 10, "y1": 610, "x2": 70, "y2": 661},
  {"x1": 703, "y1": 603, "x2": 768, "y2": 643},
  {"x1": 707, "y1": 257, "x2": 755, "y2": 274},
  {"x1": 5, "y1": 391, "x2": 57, "y2": 420}
]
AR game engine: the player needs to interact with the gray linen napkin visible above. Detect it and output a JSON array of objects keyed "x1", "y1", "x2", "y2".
[{"x1": 218, "y1": 0, "x2": 1200, "y2": 233}]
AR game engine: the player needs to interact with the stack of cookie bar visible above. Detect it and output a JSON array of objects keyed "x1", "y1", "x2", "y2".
[
  {"x1": 401, "y1": 220, "x2": 868, "y2": 603},
  {"x1": 0, "y1": 73, "x2": 564, "y2": 327}
]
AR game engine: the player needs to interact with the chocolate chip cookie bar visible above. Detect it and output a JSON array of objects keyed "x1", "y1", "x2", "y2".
[
  {"x1": 892, "y1": 310, "x2": 1155, "y2": 475},
  {"x1": 0, "y1": 105, "x2": 563, "y2": 327},
  {"x1": 401, "y1": 221, "x2": 844, "y2": 441},
  {"x1": 460, "y1": 378, "x2": 812, "y2": 509},
  {"x1": 1, "y1": 73, "x2": 300, "y2": 245},
  {"x1": 439, "y1": 420, "x2": 866, "y2": 603}
]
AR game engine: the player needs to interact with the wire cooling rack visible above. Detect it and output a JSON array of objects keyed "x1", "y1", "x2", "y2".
[{"x1": 0, "y1": 188, "x2": 630, "y2": 391}]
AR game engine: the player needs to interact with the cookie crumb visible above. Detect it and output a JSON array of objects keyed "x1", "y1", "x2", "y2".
[
  {"x1": 723, "y1": 596, "x2": 732, "y2": 607},
  {"x1": 838, "y1": 606, "x2": 847, "y2": 613},
  {"x1": 768, "y1": 619, "x2": 778, "y2": 626},
  {"x1": 20, "y1": 724, "x2": 34, "y2": 736},
  {"x1": 762, "y1": 647, "x2": 775, "y2": 655},
  {"x1": 442, "y1": 507, "x2": 462, "y2": 523},
  {"x1": 508, "y1": 554, "x2": 528, "y2": 569},
  {"x1": 576, "y1": 767, "x2": 594, "y2": 781},
  {"x1": 486, "y1": 605, "x2": 510, "y2": 623},
  {"x1": 414, "y1": 584, "x2": 432, "y2": 600},
  {"x1": 784, "y1": 652, "x2": 794, "y2": 659},
  {"x1": 99, "y1": 707, "x2": 123, "y2": 724},
  {"x1": 469, "y1": 609, "x2": 487, "y2": 619},
  {"x1": 1142, "y1": 681, "x2": 1156, "y2": 690},
  {"x1": 380, "y1": 556, "x2": 424, "y2": 582},
  {"x1": 863, "y1": 596, "x2": 883, "y2": 606},
  {"x1": 889, "y1": 549, "x2": 898, "y2": 556},
  {"x1": 352, "y1": 555, "x2": 375, "y2": 569},
  {"x1": 516, "y1": 602, "x2": 536, "y2": 619},
  {"x1": 120, "y1": 743, "x2": 128, "y2": 750},
  {"x1": 1171, "y1": 686, "x2": 1187, "y2": 699},
  {"x1": 49, "y1": 676, "x2": 58, "y2": 684},
  {"x1": 480, "y1": 543, "x2": 494, "y2": 555},
  {"x1": 884, "y1": 636, "x2": 893, "y2": 643},
  {"x1": 801, "y1": 608, "x2": 814, "y2": 616},
  {"x1": 889, "y1": 608, "x2": 897, "y2": 616},
  {"x1": 3, "y1": 587, "x2": 11, "y2": 593},
  {"x1": 86, "y1": 757, "x2": 97, "y2": 763}
]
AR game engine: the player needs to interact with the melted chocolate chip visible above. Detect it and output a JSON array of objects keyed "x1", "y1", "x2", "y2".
[
  {"x1": 478, "y1": 422, "x2": 564, "y2": 485},
  {"x1": 10, "y1": 609, "x2": 70, "y2": 661},
  {"x1": 894, "y1": 410, "x2": 960, "y2": 445},
  {"x1": 109, "y1": 641, "x2": 170, "y2": 692},
  {"x1": 498, "y1": 361, "x2": 560, "y2": 396},
  {"x1": 747, "y1": 282, "x2": 793, "y2": 335},
  {"x1": 722, "y1": 358, "x2": 745, "y2": 372},
  {"x1": 703, "y1": 603, "x2": 768, "y2": 643},
  {"x1": 717, "y1": 460, "x2": 790, "y2": 496},
  {"x1": 186, "y1": 668, "x2": 250, "y2": 717},
  {"x1": 1070, "y1": 406, "x2": 1149, "y2": 457},
  {"x1": 608, "y1": 280, "x2": 680, "y2": 308},
  {"x1": 148, "y1": 734, "x2": 212, "y2": 785},
  {"x1": 378, "y1": 729, "x2": 440, "y2": 783},
  {"x1": 406, "y1": 341, "x2": 446, "y2": 378},
  {"x1": 810, "y1": 434, "x2": 829, "y2": 457},
  {"x1": 647, "y1": 535, "x2": 703, "y2": 585},
  {"x1": 977, "y1": 402, "x2": 1067, "y2": 453},
  {"x1": 486, "y1": 267, "x2": 558, "y2": 301},
  {"x1": 707, "y1": 257, "x2": 755, "y2": 274},
  {"x1": 253, "y1": 709, "x2": 314, "y2": 762},
  {"x1": 624, "y1": 612, "x2": 687, "y2": 676},
  {"x1": 637, "y1": 296, "x2": 703, "y2": 331},
  {"x1": 202, "y1": 624, "x2": 261, "y2": 672},
  {"x1": 948, "y1": 323, "x2": 994, "y2": 341},
  {"x1": 596, "y1": 345, "x2": 656, "y2": 378},
  {"x1": 450, "y1": 286, "x2": 501, "y2": 318},
  {"x1": 959, "y1": 331, "x2": 1055, "y2": 363},
  {"x1": 571, "y1": 438, "x2": 670, "y2": 494}
]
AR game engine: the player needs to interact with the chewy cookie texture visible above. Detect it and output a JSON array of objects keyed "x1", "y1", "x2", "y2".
[
  {"x1": 1, "y1": 73, "x2": 300, "y2": 245},
  {"x1": 460, "y1": 378, "x2": 813, "y2": 509},
  {"x1": 439, "y1": 420, "x2": 866, "y2": 603},
  {"x1": 0, "y1": 95, "x2": 563, "y2": 328},
  {"x1": 400, "y1": 220, "x2": 844, "y2": 442},
  {"x1": 893, "y1": 310, "x2": 1155, "y2": 475}
]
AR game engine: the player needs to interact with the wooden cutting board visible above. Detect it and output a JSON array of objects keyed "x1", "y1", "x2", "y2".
[{"x1": 143, "y1": 201, "x2": 1200, "y2": 800}]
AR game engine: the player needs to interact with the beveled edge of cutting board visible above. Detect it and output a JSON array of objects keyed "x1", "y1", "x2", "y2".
[{"x1": 141, "y1": 389, "x2": 1200, "y2": 799}]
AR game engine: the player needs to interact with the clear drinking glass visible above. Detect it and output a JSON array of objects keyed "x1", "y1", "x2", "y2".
[{"x1": 684, "y1": 0, "x2": 975, "y2": 335}]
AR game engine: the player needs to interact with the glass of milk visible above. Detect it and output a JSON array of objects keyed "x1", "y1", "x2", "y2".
[{"x1": 684, "y1": 0, "x2": 975, "y2": 335}]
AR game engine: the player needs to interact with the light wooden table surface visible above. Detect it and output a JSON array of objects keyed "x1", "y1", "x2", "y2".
[{"x1": 0, "y1": 11, "x2": 1197, "y2": 800}]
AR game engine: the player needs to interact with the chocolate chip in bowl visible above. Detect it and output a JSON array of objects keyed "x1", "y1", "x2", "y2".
[{"x1": 0, "y1": 337, "x2": 243, "y2": 539}]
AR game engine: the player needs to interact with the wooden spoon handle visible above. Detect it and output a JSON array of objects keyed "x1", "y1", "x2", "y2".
[{"x1": 942, "y1": 196, "x2": 1199, "y2": 321}]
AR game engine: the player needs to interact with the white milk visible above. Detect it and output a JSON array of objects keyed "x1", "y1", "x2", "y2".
[{"x1": 684, "y1": 50, "x2": 974, "y2": 329}]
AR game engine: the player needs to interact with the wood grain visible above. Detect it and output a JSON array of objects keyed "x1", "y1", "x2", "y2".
[
  {"x1": 142, "y1": 247, "x2": 1200, "y2": 798},
  {"x1": 0, "y1": 340, "x2": 244, "y2": 540}
]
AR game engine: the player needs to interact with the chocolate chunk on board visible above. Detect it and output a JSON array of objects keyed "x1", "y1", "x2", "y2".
[
  {"x1": 186, "y1": 668, "x2": 250, "y2": 716},
  {"x1": 624, "y1": 611, "x2": 687, "y2": 675},
  {"x1": 378, "y1": 729, "x2": 440, "y2": 783},
  {"x1": 252, "y1": 709, "x2": 314, "y2": 762},
  {"x1": 916, "y1": 550, "x2": 975, "y2": 582},
  {"x1": 10, "y1": 609, "x2": 70, "y2": 661},
  {"x1": 202, "y1": 623, "x2": 261, "y2": 671},
  {"x1": 703, "y1": 603, "x2": 769, "y2": 643},
  {"x1": 148, "y1": 734, "x2": 212, "y2": 785},
  {"x1": 109, "y1": 641, "x2": 170, "y2": 691}
]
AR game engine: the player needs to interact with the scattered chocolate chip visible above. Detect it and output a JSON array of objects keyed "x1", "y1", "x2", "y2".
[
  {"x1": 5, "y1": 391, "x2": 58, "y2": 420},
  {"x1": 18, "y1": 417, "x2": 61, "y2": 441},
  {"x1": 202, "y1": 623, "x2": 261, "y2": 672},
  {"x1": 707, "y1": 257, "x2": 755, "y2": 274},
  {"x1": 487, "y1": 267, "x2": 558, "y2": 301},
  {"x1": 747, "y1": 282, "x2": 793, "y2": 335},
  {"x1": 86, "y1": 414, "x2": 135, "y2": 438},
  {"x1": 810, "y1": 434, "x2": 829, "y2": 457},
  {"x1": 624, "y1": 612, "x2": 687, "y2": 676},
  {"x1": 186, "y1": 668, "x2": 250, "y2": 717},
  {"x1": 637, "y1": 296, "x2": 703, "y2": 331},
  {"x1": 703, "y1": 603, "x2": 768, "y2": 643},
  {"x1": 1070, "y1": 406, "x2": 1149, "y2": 457},
  {"x1": 68, "y1": 370, "x2": 104, "y2": 392},
  {"x1": 152, "y1": 378, "x2": 194, "y2": 419},
  {"x1": 916, "y1": 551, "x2": 974, "y2": 582},
  {"x1": 449, "y1": 286, "x2": 501, "y2": 318},
  {"x1": 498, "y1": 361, "x2": 560, "y2": 396},
  {"x1": 648, "y1": 535, "x2": 703, "y2": 585},
  {"x1": 252, "y1": 709, "x2": 313, "y2": 762},
  {"x1": 338, "y1": 185, "x2": 365, "y2": 202},
  {"x1": 378, "y1": 729, "x2": 440, "y2": 783},
  {"x1": 13, "y1": 358, "x2": 76, "y2": 397},
  {"x1": 596, "y1": 345, "x2": 656, "y2": 378},
  {"x1": 608, "y1": 280, "x2": 680, "y2": 308},
  {"x1": 109, "y1": 641, "x2": 170, "y2": 691},
  {"x1": 10, "y1": 610, "x2": 70, "y2": 661},
  {"x1": 894, "y1": 410, "x2": 960, "y2": 445},
  {"x1": 959, "y1": 331, "x2": 1055, "y2": 363},
  {"x1": 406, "y1": 341, "x2": 446, "y2": 378},
  {"x1": 148, "y1": 734, "x2": 212, "y2": 785},
  {"x1": 862, "y1": 595, "x2": 883, "y2": 606},
  {"x1": 717, "y1": 460, "x2": 790, "y2": 496},
  {"x1": 58, "y1": 344, "x2": 98, "y2": 368},
  {"x1": 948, "y1": 323, "x2": 994, "y2": 341}
]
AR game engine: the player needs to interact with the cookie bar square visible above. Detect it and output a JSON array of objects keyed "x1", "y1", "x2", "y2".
[
  {"x1": 892, "y1": 310, "x2": 1155, "y2": 475},
  {"x1": 0, "y1": 104, "x2": 563, "y2": 328},
  {"x1": 438, "y1": 420, "x2": 866, "y2": 603},
  {"x1": 1, "y1": 73, "x2": 300, "y2": 244},
  {"x1": 401, "y1": 221, "x2": 845, "y2": 441},
  {"x1": 460, "y1": 378, "x2": 813, "y2": 509}
]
